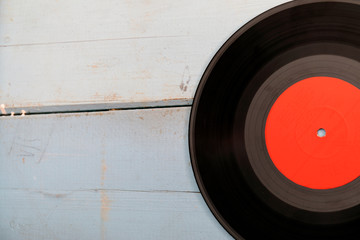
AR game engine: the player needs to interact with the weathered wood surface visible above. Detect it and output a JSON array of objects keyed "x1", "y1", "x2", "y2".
[
  {"x1": 0, "y1": 0, "x2": 289, "y2": 112},
  {"x1": 0, "y1": 107, "x2": 233, "y2": 239},
  {"x1": 0, "y1": 107, "x2": 195, "y2": 192},
  {"x1": 0, "y1": 1, "x2": 294, "y2": 238},
  {"x1": 1, "y1": 190, "x2": 232, "y2": 240}
]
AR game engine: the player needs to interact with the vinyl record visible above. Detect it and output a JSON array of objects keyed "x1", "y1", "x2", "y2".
[{"x1": 189, "y1": 0, "x2": 360, "y2": 239}]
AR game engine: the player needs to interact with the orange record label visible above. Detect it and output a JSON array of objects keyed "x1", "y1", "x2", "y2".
[{"x1": 265, "y1": 76, "x2": 360, "y2": 189}]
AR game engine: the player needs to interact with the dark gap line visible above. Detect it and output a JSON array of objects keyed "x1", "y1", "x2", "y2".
[
  {"x1": 2, "y1": 188, "x2": 199, "y2": 194},
  {"x1": 0, "y1": 104, "x2": 192, "y2": 117}
]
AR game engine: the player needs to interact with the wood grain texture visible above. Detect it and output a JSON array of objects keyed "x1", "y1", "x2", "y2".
[
  {"x1": 0, "y1": 107, "x2": 233, "y2": 239},
  {"x1": 0, "y1": 0, "x2": 290, "y2": 110},
  {"x1": 0, "y1": 190, "x2": 233, "y2": 240},
  {"x1": 0, "y1": 107, "x2": 196, "y2": 192},
  {"x1": 0, "y1": 1, "x2": 293, "y2": 238}
]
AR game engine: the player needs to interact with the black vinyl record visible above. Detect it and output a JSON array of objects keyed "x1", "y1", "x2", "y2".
[{"x1": 189, "y1": 0, "x2": 360, "y2": 239}]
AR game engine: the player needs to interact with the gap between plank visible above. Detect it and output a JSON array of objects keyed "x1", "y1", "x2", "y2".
[
  {"x1": 0, "y1": 99, "x2": 193, "y2": 117},
  {"x1": 2, "y1": 188, "x2": 200, "y2": 195}
]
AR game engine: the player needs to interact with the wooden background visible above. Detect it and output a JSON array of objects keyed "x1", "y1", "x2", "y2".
[{"x1": 0, "y1": 0, "x2": 289, "y2": 239}]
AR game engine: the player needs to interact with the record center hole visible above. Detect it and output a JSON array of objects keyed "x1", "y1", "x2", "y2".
[{"x1": 317, "y1": 128, "x2": 326, "y2": 138}]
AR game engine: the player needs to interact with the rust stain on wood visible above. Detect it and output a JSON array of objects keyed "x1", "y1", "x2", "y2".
[
  {"x1": 132, "y1": 70, "x2": 151, "y2": 81},
  {"x1": 100, "y1": 158, "x2": 111, "y2": 240},
  {"x1": 161, "y1": 109, "x2": 174, "y2": 117},
  {"x1": 101, "y1": 190, "x2": 111, "y2": 221},
  {"x1": 101, "y1": 158, "x2": 107, "y2": 184},
  {"x1": 87, "y1": 62, "x2": 108, "y2": 70},
  {"x1": 103, "y1": 93, "x2": 122, "y2": 101}
]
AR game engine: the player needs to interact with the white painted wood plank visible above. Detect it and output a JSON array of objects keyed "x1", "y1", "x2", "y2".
[
  {"x1": 0, "y1": 0, "x2": 290, "y2": 46},
  {"x1": 0, "y1": 107, "x2": 233, "y2": 239},
  {"x1": 0, "y1": 190, "x2": 233, "y2": 240},
  {"x1": 0, "y1": 107, "x2": 196, "y2": 192},
  {"x1": 0, "y1": 0, "x2": 290, "y2": 110},
  {"x1": 0, "y1": 37, "x2": 200, "y2": 109}
]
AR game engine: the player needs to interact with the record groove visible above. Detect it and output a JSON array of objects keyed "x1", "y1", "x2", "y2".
[{"x1": 189, "y1": 0, "x2": 360, "y2": 239}]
